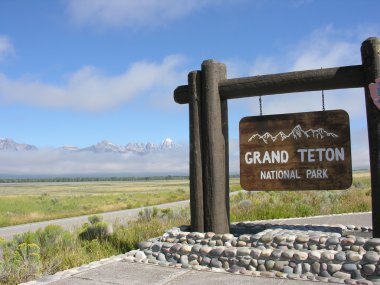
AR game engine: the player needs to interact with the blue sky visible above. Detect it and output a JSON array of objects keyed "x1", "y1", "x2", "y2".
[{"x1": 0, "y1": 0, "x2": 378, "y2": 175}]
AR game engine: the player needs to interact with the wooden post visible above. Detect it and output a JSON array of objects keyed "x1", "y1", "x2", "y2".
[
  {"x1": 361, "y1": 37, "x2": 380, "y2": 237},
  {"x1": 188, "y1": 71, "x2": 204, "y2": 232},
  {"x1": 201, "y1": 60, "x2": 230, "y2": 233},
  {"x1": 221, "y1": 99, "x2": 230, "y2": 224}
]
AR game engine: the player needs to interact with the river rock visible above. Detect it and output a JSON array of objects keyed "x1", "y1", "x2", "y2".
[
  {"x1": 321, "y1": 251, "x2": 335, "y2": 261},
  {"x1": 342, "y1": 263, "x2": 357, "y2": 272},
  {"x1": 260, "y1": 248, "x2": 273, "y2": 258},
  {"x1": 302, "y1": 263, "x2": 311, "y2": 273},
  {"x1": 180, "y1": 245, "x2": 192, "y2": 255},
  {"x1": 363, "y1": 251, "x2": 379, "y2": 263},
  {"x1": 364, "y1": 238, "x2": 380, "y2": 249},
  {"x1": 283, "y1": 266, "x2": 294, "y2": 274},
  {"x1": 250, "y1": 248, "x2": 261, "y2": 259},
  {"x1": 309, "y1": 250, "x2": 321, "y2": 260},
  {"x1": 294, "y1": 251, "x2": 308, "y2": 261},
  {"x1": 311, "y1": 262, "x2": 320, "y2": 273},
  {"x1": 151, "y1": 243, "x2": 162, "y2": 252},
  {"x1": 200, "y1": 246, "x2": 212, "y2": 255},
  {"x1": 334, "y1": 251, "x2": 346, "y2": 262},
  {"x1": 170, "y1": 243, "x2": 182, "y2": 252},
  {"x1": 265, "y1": 260, "x2": 275, "y2": 270},
  {"x1": 274, "y1": 260, "x2": 289, "y2": 271},
  {"x1": 296, "y1": 235, "x2": 309, "y2": 243},
  {"x1": 363, "y1": 264, "x2": 376, "y2": 275},
  {"x1": 332, "y1": 271, "x2": 351, "y2": 280},
  {"x1": 237, "y1": 247, "x2": 250, "y2": 257},
  {"x1": 271, "y1": 249, "x2": 282, "y2": 259},
  {"x1": 222, "y1": 233, "x2": 234, "y2": 241},
  {"x1": 211, "y1": 258, "x2": 222, "y2": 268},
  {"x1": 347, "y1": 252, "x2": 362, "y2": 262},
  {"x1": 180, "y1": 255, "x2": 188, "y2": 265},
  {"x1": 282, "y1": 250, "x2": 294, "y2": 259},
  {"x1": 209, "y1": 247, "x2": 225, "y2": 257},
  {"x1": 327, "y1": 263, "x2": 342, "y2": 273},
  {"x1": 138, "y1": 241, "x2": 152, "y2": 250},
  {"x1": 157, "y1": 253, "x2": 166, "y2": 262}
]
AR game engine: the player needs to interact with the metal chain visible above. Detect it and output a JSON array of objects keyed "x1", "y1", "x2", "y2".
[
  {"x1": 259, "y1": 96, "x2": 263, "y2": 116},
  {"x1": 322, "y1": 89, "x2": 325, "y2": 111}
]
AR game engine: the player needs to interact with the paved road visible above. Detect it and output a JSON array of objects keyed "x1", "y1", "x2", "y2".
[
  {"x1": 248, "y1": 212, "x2": 373, "y2": 227},
  {"x1": 0, "y1": 199, "x2": 190, "y2": 240}
]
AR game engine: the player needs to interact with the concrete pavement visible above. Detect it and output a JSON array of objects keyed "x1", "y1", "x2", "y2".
[{"x1": 47, "y1": 261, "x2": 331, "y2": 285}]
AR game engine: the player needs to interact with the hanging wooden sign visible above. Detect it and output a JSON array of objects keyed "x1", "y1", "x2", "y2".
[{"x1": 239, "y1": 110, "x2": 352, "y2": 191}]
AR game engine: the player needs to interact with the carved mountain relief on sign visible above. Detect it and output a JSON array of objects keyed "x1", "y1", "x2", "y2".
[
  {"x1": 248, "y1": 125, "x2": 339, "y2": 144},
  {"x1": 240, "y1": 110, "x2": 352, "y2": 191}
]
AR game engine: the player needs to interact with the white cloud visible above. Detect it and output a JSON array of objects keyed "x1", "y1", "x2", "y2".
[
  {"x1": 0, "y1": 36, "x2": 14, "y2": 61},
  {"x1": 0, "y1": 148, "x2": 189, "y2": 176},
  {"x1": 66, "y1": 0, "x2": 217, "y2": 29},
  {"x1": 0, "y1": 55, "x2": 186, "y2": 112},
  {"x1": 289, "y1": 26, "x2": 358, "y2": 71}
]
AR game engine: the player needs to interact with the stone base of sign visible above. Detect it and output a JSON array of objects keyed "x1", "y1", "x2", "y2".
[{"x1": 135, "y1": 222, "x2": 379, "y2": 284}]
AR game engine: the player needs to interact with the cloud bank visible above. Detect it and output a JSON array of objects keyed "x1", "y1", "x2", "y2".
[
  {"x1": 0, "y1": 139, "x2": 369, "y2": 178},
  {"x1": 66, "y1": 0, "x2": 218, "y2": 29},
  {"x1": 0, "y1": 148, "x2": 189, "y2": 177},
  {"x1": 0, "y1": 55, "x2": 185, "y2": 112}
]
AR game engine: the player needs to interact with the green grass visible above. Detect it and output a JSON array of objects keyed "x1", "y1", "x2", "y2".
[
  {"x1": 0, "y1": 178, "x2": 241, "y2": 227},
  {"x1": 0, "y1": 210, "x2": 190, "y2": 285}
]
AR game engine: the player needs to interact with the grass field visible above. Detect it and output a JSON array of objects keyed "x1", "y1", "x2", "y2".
[
  {"x1": 0, "y1": 178, "x2": 241, "y2": 227},
  {"x1": 0, "y1": 172, "x2": 372, "y2": 284},
  {"x1": 0, "y1": 172, "x2": 371, "y2": 228}
]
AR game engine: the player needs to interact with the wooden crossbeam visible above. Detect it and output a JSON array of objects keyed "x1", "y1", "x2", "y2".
[{"x1": 174, "y1": 65, "x2": 364, "y2": 104}]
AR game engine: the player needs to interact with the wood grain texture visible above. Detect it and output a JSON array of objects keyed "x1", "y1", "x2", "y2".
[
  {"x1": 174, "y1": 65, "x2": 365, "y2": 104},
  {"x1": 221, "y1": 99, "x2": 230, "y2": 224},
  {"x1": 240, "y1": 110, "x2": 352, "y2": 191},
  {"x1": 188, "y1": 71, "x2": 204, "y2": 232},
  {"x1": 201, "y1": 60, "x2": 229, "y2": 234},
  {"x1": 361, "y1": 37, "x2": 380, "y2": 237}
]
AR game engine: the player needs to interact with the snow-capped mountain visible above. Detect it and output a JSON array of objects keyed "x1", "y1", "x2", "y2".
[
  {"x1": 0, "y1": 137, "x2": 177, "y2": 154},
  {"x1": 70, "y1": 138, "x2": 177, "y2": 154},
  {"x1": 81, "y1": 140, "x2": 126, "y2": 153},
  {"x1": 0, "y1": 138, "x2": 38, "y2": 151},
  {"x1": 248, "y1": 124, "x2": 339, "y2": 144}
]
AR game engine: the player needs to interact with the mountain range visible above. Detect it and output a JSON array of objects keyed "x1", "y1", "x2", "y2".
[
  {"x1": 248, "y1": 124, "x2": 339, "y2": 144},
  {"x1": 0, "y1": 138, "x2": 177, "y2": 154}
]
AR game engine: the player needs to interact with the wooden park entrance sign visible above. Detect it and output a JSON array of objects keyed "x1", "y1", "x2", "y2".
[
  {"x1": 240, "y1": 110, "x2": 352, "y2": 190},
  {"x1": 173, "y1": 37, "x2": 380, "y2": 236}
]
